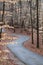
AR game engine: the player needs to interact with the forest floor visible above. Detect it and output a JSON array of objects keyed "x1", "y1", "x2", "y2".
[
  {"x1": 13, "y1": 28, "x2": 43, "y2": 55},
  {"x1": 0, "y1": 28, "x2": 43, "y2": 65},
  {"x1": 0, "y1": 28, "x2": 26, "y2": 65},
  {"x1": 24, "y1": 32, "x2": 43, "y2": 56}
]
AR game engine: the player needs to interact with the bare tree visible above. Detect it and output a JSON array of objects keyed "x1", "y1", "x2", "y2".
[
  {"x1": 30, "y1": 0, "x2": 34, "y2": 44},
  {"x1": 36, "y1": 0, "x2": 39, "y2": 48},
  {"x1": 2, "y1": 1, "x2": 5, "y2": 24}
]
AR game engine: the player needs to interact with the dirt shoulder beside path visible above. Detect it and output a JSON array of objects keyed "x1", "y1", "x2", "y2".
[
  {"x1": 0, "y1": 45, "x2": 25, "y2": 65},
  {"x1": 8, "y1": 28, "x2": 43, "y2": 56},
  {"x1": 0, "y1": 28, "x2": 26, "y2": 65},
  {"x1": 24, "y1": 33, "x2": 43, "y2": 56}
]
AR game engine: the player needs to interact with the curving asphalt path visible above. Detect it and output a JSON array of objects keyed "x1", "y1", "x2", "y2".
[{"x1": 7, "y1": 34, "x2": 43, "y2": 65}]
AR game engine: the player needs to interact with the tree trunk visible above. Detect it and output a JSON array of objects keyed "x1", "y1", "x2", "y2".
[
  {"x1": 30, "y1": 0, "x2": 34, "y2": 44},
  {"x1": 36, "y1": 0, "x2": 39, "y2": 48}
]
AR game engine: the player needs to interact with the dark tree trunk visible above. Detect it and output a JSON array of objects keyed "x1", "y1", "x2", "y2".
[
  {"x1": 2, "y1": 1, "x2": 5, "y2": 23},
  {"x1": 36, "y1": 0, "x2": 39, "y2": 48},
  {"x1": 0, "y1": 28, "x2": 2, "y2": 41},
  {"x1": 30, "y1": 0, "x2": 34, "y2": 44},
  {"x1": 19, "y1": 0, "x2": 22, "y2": 32}
]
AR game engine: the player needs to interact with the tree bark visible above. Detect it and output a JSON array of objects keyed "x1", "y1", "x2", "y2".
[{"x1": 36, "y1": 0, "x2": 39, "y2": 48}]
